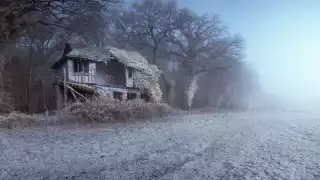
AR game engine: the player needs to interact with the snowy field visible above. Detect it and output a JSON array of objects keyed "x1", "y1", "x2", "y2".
[{"x1": 1, "y1": 112, "x2": 320, "y2": 180}]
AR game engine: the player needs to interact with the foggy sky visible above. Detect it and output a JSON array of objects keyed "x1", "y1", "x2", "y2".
[{"x1": 177, "y1": 0, "x2": 320, "y2": 101}]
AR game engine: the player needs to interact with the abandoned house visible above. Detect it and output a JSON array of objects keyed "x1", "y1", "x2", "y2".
[{"x1": 50, "y1": 43, "x2": 162, "y2": 109}]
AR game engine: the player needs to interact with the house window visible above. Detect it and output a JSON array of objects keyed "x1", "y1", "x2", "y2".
[
  {"x1": 127, "y1": 92, "x2": 137, "y2": 100},
  {"x1": 73, "y1": 60, "x2": 89, "y2": 73},
  {"x1": 127, "y1": 68, "x2": 133, "y2": 78},
  {"x1": 113, "y1": 92, "x2": 123, "y2": 100},
  {"x1": 84, "y1": 61, "x2": 89, "y2": 72},
  {"x1": 106, "y1": 74, "x2": 116, "y2": 83}
]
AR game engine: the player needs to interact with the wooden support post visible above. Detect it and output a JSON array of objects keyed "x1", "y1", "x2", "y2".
[{"x1": 63, "y1": 67, "x2": 67, "y2": 107}]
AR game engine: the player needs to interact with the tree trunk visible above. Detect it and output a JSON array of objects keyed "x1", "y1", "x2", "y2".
[
  {"x1": 26, "y1": 43, "x2": 33, "y2": 113},
  {"x1": 160, "y1": 74, "x2": 171, "y2": 103},
  {"x1": 152, "y1": 47, "x2": 157, "y2": 64},
  {"x1": 151, "y1": 46, "x2": 171, "y2": 103},
  {"x1": 183, "y1": 75, "x2": 198, "y2": 110}
]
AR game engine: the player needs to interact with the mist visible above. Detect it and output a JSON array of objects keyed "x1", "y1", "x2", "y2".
[
  {"x1": 178, "y1": 0, "x2": 320, "y2": 110},
  {"x1": 2, "y1": 1, "x2": 320, "y2": 179}
]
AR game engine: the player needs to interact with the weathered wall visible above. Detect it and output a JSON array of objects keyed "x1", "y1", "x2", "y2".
[
  {"x1": 125, "y1": 68, "x2": 134, "y2": 87},
  {"x1": 54, "y1": 61, "x2": 67, "y2": 81},
  {"x1": 105, "y1": 59, "x2": 126, "y2": 87},
  {"x1": 67, "y1": 59, "x2": 96, "y2": 83},
  {"x1": 95, "y1": 62, "x2": 108, "y2": 85},
  {"x1": 56, "y1": 59, "x2": 134, "y2": 89}
]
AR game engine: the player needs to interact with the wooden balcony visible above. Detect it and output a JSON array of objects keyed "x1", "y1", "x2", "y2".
[{"x1": 71, "y1": 72, "x2": 95, "y2": 83}]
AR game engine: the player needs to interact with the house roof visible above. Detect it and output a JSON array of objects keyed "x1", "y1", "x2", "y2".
[
  {"x1": 66, "y1": 46, "x2": 158, "y2": 75},
  {"x1": 50, "y1": 43, "x2": 88, "y2": 69},
  {"x1": 109, "y1": 47, "x2": 152, "y2": 73},
  {"x1": 66, "y1": 46, "x2": 109, "y2": 62},
  {"x1": 50, "y1": 43, "x2": 161, "y2": 76}
]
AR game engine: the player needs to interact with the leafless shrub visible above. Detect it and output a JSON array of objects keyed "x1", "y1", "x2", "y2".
[
  {"x1": 0, "y1": 111, "x2": 40, "y2": 129},
  {"x1": 58, "y1": 97, "x2": 173, "y2": 124}
]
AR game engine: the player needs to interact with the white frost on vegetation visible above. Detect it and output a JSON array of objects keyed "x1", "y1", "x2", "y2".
[
  {"x1": 91, "y1": 85, "x2": 112, "y2": 98},
  {"x1": 185, "y1": 76, "x2": 199, "y2": 108},
  {"x1": 108, "y1": 47, "x2": 155, "y2": 75},
  {"x1": 134, "y1": 67, "x2": 162, "y2": 102}
]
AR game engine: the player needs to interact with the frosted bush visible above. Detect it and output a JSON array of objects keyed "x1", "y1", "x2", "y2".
[
  {"x1": 185, "y1": 76, "x2": 199, "y2": 108},
  {"x1": 58, "y1": 97, "x2": 173, "y2": 123},
  {"x1": 134, "y1": 66, "x2": 162, "y2": 103},
  {"x1": 0, "y1": 111, "x2": 40, "y2": 129}
]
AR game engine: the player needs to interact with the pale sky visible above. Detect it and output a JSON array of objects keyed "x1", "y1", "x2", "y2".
[{"x1": 177, "y1": 0, "x2": 320, "y2": 101}]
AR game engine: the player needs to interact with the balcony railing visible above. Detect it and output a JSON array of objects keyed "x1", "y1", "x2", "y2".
[{"x1": 71, "y1": 72, "x2": 95, "y2": 83}]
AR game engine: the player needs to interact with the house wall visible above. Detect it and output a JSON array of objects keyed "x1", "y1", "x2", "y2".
[
  {"x1": 125, "y1": 68, "x2": 134, "y2": 88},
  {"x1": 95, "y1": 61, "x2": 126, "y2": 87},
  {"x1": 95, "y1": 62, "x2": 108, "y2": 85},
  {"x1": 67, "y1": 59, "x2": 96, "y2": 83},
  {"x1": 54, "y1": 62, "x2": 67, "y2": 81},
  {"x1": 55, "y1": 57, "x2": 137, "y2": 90},
  {"x1": 105, "y1": 87, "x2": 142, "y2": 100},
  {"x1": 67, "y1": 60, "x2": 73, "y2": 80},
  {"x1": 104, "y1": 59, "x2": 126, "y2": 87}
]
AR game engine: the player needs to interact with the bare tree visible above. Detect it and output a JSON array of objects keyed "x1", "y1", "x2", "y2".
[
  {"x1": 117, "y1": 0, "x2": 176, "y2": 63},
  {"x1": 6, "y1": 26, "x2": 54, "y2": 112},
  {"x1": 113, "y1": 0, "x2": 178, "y2": 102},
  {"x1": 110, "y1": 2, "x2": 244, "y2": 108},
  {"x1": 168, "y1": 9, "x2": 244, "y2": 108},
  {"x1": 0, "y1": 0, "x2": 120, "y2": 112},
  {"x1": 0, "y1": 0, "x2": 120, "y2": 40}
]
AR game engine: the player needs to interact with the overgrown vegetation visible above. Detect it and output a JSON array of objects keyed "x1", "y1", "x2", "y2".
[
  {"x1": 0, "y1": 98, "x2": 173, "y2": 129},
  {"x1": 59, "y1": 98, "x2": 173, "y2": 123},
  {"x1": 0, "y1": 111, "x2": 40, "y2": 129}
]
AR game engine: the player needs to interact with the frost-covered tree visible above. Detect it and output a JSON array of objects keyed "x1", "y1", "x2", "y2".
[
  {"x1": 109, "y1": 1, "x2": 244, "y2": 109},
  {"x1": 168, "y1": 9, "x2": 243, "y2": 109},
  {"x1": 113, "y1": 0, "x2": 178, "y2": 102},
  {"x1": 114, "y1": 0, "x2": 176, "y2": 63}
]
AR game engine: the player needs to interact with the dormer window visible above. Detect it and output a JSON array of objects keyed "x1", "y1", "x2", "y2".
[{"x1": 74, "y1": 60, "x2": 89, "y2": 73}]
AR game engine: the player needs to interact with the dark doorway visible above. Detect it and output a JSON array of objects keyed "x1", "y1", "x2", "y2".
[
  {"x1": 141, "y1": 93, "x2": 151, "y2": 102},
  {"x1": 113, "y1": 92, "x2": 123, "y2": 100}
]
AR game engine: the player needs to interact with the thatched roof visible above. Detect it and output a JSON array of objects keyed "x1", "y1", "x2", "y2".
[
  {"x1": 66, "y1": 46, "x2": 156, "y2": 74},
  {"x1": 66, "y1": 47, "x2": 109, "y2": 62}
]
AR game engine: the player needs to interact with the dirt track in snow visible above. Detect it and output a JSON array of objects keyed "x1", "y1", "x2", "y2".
[{"x1": 1, "y1": 112, "x2": 320, "y2": 180}]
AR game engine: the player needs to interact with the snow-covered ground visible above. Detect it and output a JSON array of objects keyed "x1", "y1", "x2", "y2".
[{"x1": 1, "y1": 112, "x2": 320, "y2": 180}]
